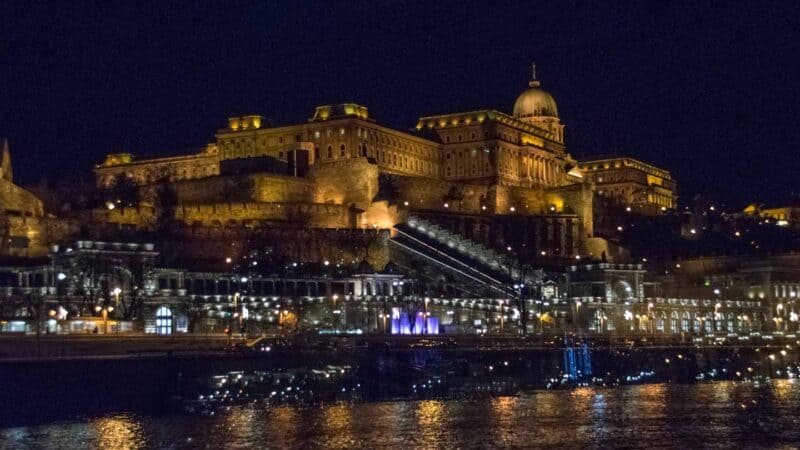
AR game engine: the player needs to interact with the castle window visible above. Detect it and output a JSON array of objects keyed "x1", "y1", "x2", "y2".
[
  {"x1": 457, "y1": 134, "x2": 462, "y2": 142},
  {"x1": 339, "y1": 144, "x2": 346, "y2": 157},
  {"x1": 445, "y1": 136, "x2": 450, "y2": 143},
  {"x1": 446, "y1": 153, "x2": 451, "y2": 160},
  {"x1": 295, "y1": 134, "x2": 301, "y2": 142},
  {"x1": 314, "y1": 147, "x2": 320, "y2": 160},
  {"x1": 314, "y1": 131, "x2": 320, "y2": 139},
  {"x1": 340, "y1": 128, "x2": 345, "y2": 135},
  {"x1": 279, "y1": 137, "x2": 284, "y2": 144},
  {"x1": 327, "y1": 146, "x2": 333, "y2": 158}
]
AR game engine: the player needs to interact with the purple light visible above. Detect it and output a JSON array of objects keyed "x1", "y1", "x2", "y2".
[{"x1": 426, "y1": 317, "x2": 439, "y2": 334}]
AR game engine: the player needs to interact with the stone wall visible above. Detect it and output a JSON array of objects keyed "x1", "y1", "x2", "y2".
[
  {"x1": 1, "y1": 216, "x2": 80, "y2": 257},
  {"x1": 165, "y1": 226, "x2": 390, "y2": 270},
  {"x1": 98, "y1": 201, "x2": 352, "y2": 229},
  {"x1": 392, "y1": 175, "x2": 489, "y2": 213},
  {"x1": 141, "y1": 173, "x2": 314, "y2": 205},
  {"x1": 0, "y1": 178, "x2": 44, "y2": 217},
  {"x1": 308, "y1": 157, "x2": 379, "y2": 210},
  {"x1": 491, "y1": 184, "x2": 547, "y2": 215},
  {"x1": 545, "y1": 182, "x2": 594, "y2": 239}
]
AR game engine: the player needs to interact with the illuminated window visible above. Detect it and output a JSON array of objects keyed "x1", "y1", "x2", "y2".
[{"x1": 155, "y1": 306, "x2": 172, "y2": 335}]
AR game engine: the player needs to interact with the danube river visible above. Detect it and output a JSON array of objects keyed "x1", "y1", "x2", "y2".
[{"x1": 2, "y1": 381, "x2": 800, "y2": 449}]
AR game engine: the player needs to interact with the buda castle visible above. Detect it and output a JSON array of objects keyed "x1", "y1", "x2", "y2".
[{"x1": 92, "y1": 71, "x2": 676, "y2": 267}]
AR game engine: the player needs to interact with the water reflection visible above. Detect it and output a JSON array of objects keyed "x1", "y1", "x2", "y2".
[
  {"x1": 414, "y1": 400, "x2": 449, "y2": 447},
  {"x1": 92, "y1": 414, "x2": 145, "y2": 450},
  {"x1": 265, "y1": 406, "x2": 301, "y2": 448},
  {"x1": 319, "y1": 403, "x2": 355, "y2": 448},
  {"x1": 489, "y1": 396, "x2": 518, "y2": 446},
  {"x1": 6, "y1": 381, "x2": 800, "y2": 448}
]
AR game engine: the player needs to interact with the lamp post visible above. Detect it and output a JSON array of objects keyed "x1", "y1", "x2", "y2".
[
  {"x1": 113, "y1": 287, "x2": 121, "y2": 310},
  {"x1": 379, "y1": 312, "x2": 388, "y2": 333},
  {"x1": 94, "y1": 304, "x2": 114, "y2": 334}
]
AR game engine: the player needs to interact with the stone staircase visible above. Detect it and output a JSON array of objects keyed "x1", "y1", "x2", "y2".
[{"x1": 391, "y1": 215, "x2": 540, "y2": 296}]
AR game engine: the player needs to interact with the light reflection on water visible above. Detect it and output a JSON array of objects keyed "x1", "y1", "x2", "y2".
[{"x1": 3, "y1": 381, "x2": 800, "y2": 449}]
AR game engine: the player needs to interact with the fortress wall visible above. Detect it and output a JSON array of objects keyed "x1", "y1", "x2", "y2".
[
  {"x1": 176, "y1": 202, "x2": 350, "y2": 228},
  {"x1": 2, "y1": 216, "x2": 80, "y2": 257},
  {"x1": 0, "y1": 179, "x2": 44, "y2": 217},
  {"x1": 140, "y1": 173, "x2": 314, "y2": 205},
  {"x1": 252, "y1": 175, "x2": 315, "y2": 203},
  {"x1": 492, "y1": 185, "x2": 547, "y2": 215},
  {"x1": 545, "y1": 182, "x2": 594, "y2": 239},
  {"x1": 392, "y1": 175, "x2": 489, "y2": 213},
  {"x1": 308, "y1": 157, "x2": 379, "y2": 210},
  {"x1": 167, "y1": 226, "x2": 390, "y2": 270},
  {"x1": 97, "y1": 202, "x2": 351, "y2": 229}
]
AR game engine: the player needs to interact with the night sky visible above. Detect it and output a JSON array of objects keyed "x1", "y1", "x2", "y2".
[{"x1": 2, "y1": 1, "x2": 798, "y2": 207}]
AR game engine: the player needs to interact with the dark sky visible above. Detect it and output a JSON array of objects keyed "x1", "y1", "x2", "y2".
[{"x1": 2, "y1": 1, "x2": 799, "y2": 207}]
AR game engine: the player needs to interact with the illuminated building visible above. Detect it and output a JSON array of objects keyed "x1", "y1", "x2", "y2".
[{"x1": 578, "y1": 157, "x2": 677, "y2": 214}]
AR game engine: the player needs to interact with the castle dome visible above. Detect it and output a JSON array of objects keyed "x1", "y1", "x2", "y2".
[{"x1": 512, "y1": 79, "x2": 559, "y2": 119}]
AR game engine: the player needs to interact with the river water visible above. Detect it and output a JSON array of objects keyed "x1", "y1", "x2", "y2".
[{"x1": 3, "y1": 380, "x2": 800, "y2": 449}]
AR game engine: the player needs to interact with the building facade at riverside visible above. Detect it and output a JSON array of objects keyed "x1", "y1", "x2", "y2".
[
  {"x1": 0, "y1": 240, "x2": 782, "y2": 337},
  {"x1": 10, "y1": 71, "x2": 797, "y2": 339}
]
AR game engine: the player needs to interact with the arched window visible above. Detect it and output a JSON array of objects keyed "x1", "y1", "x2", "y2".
[{"x1": 156, "y1": 306, "x2": 173, "y2": 335}]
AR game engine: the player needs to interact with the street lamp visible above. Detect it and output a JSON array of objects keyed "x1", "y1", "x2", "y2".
[
  {"x1": 94, "y1": 305, "x2": 114, "y2": 334},
  {"x1": 113, "y1": 287, "x2": 122, "y2": 309},
  {"x1": 379, "y1": 313, "x2": 388, "y2": 333}
]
